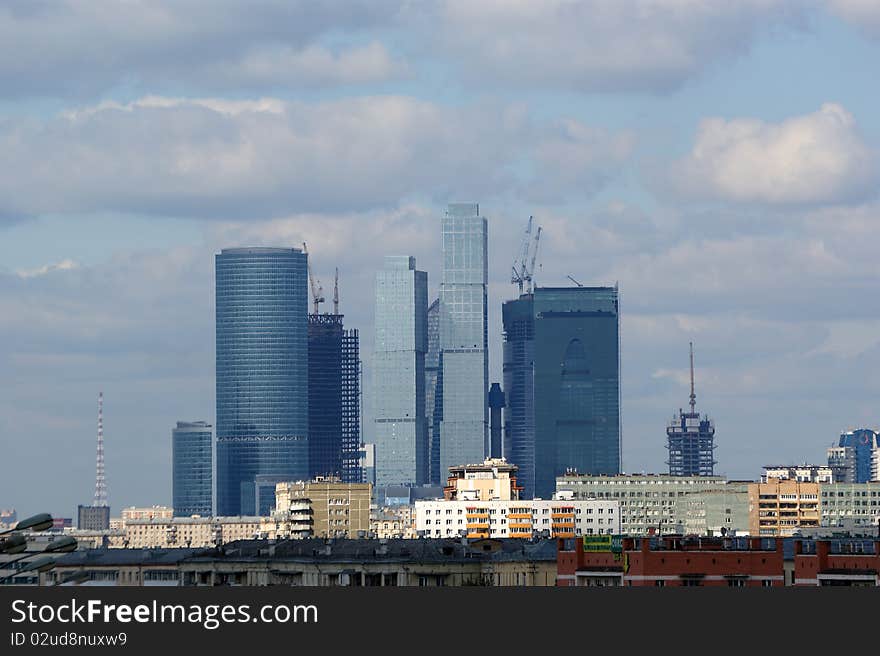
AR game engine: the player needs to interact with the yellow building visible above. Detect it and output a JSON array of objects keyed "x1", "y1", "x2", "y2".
[
  {"x1": 273, "y1": 478, "x2": 372, "y2": 538},
  {"x1": 749, "y1": 478, "x2": 820, "y2": 536},
  {"x1": 444, "y1": 458, "x2": 523, "y2": 501}
]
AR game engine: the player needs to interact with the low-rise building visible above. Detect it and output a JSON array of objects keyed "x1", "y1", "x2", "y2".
[
  {"x1": 272, "y1": 478, "x2": 371, "y2": 539},
  {"x1": 794, "y1": 539, "x2": 880, "y2": 586},
  {"x1": 371, "y1": 505, "x2": 416, "y2": 539},
  {"x1": 556, "y1": 473, "x2": 731, "y2": 535},
  {"x1": 557, "y1": 535, "x2": 785, "y2": 587},
  {"x1": 749, "y1": 478, "x2": 819, "y2": 536},
  {"x1": 682, "y1": 483, "x2": 751, "y2": 536},
  {"x1": 117, "y1": 516, "x2": 264, "y2": 548},
  {"x1": 762, "y1": 464, "x2": 833, "y2": 484}
]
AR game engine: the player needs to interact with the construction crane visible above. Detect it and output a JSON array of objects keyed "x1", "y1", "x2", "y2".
[
  {"x1": 567, "y1": 275, "x2": 583, "y2": 287},
  {"x1": 526, "y1": 226, "x2": 542, "y2": 293},
  {"x1": 333, "y1": 267, "x2": 339, "y2": 315},
  {"x1": 302, "y1": 241, "x2": 324, "y2": 314},
  {"x1": 511, "y1": 216, "x2": 533, "y2": 293}
]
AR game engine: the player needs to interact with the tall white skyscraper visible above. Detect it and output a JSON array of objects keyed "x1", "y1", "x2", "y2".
[
  {"x1": 439, "y1": 203, "x2": 489, "y2": 477},
  {"x1": 373, "y1": 256, "x2": 428, "y2": 487}
]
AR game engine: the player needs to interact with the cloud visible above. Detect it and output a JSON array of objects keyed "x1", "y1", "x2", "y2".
[
  {"x1": 828, "y1": 0, "x2": 880, "y2": 38},
  {"x1": 424, "y1": 0, "x2": 806, "y2": 93},
  {"x1": 662, "y1": 103, "x2": 876, "y2": 206},
  {"x1": 0, "y1": 96, "x2": 633, "y2": 221},
  {"x1": 15, "y1": 258, "x2": 78, "y2": 278},
  {"x1": 0, "y1": 1, "x2": 405, "y2": 98}
]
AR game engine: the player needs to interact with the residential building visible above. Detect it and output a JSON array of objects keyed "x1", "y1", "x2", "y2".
[
  {"x1": 272, "y1": 478, "x2": 372, "y2": 539},
  {"x1": 556, "y1": 473, "x2": 730, "y2": 535},
  {"x1": 794, "y1": 539, "x2": 880, "y2": 586},
  {"x1": 444, "y1": 458, "x2": 523, "y2": 501},
  {"x1": 172, "y1": 421, "x2": 213, "y2": 517},
  {"x1": 120, "y1": 506, "x2": 174, "y2": 522},
  {"x1": 819, "y1": 482, "x2": 880, "y2": 529},
  {"x1": 827, "y1": 445, "x2": 857, "y2": 484},
  {"x1": 749, "y1": 478, "x2": 820, "y2": 536},
  {"x1": 557, "y1": 535, "x2": 785, "y2": 587},
  {"x1": 838, "y1": 429, "x2": 880, "y2": 483},
  {"x1": 371, "y1": 505, "x2": 417, "y2": 539},
  {"x1": 762, "y1": 464, "x2": 833, "y2": 484},
  {"x1": 682, "y1": 482, "x2": 751, "y2": 536},
  {"x1": 77, "y1": 505, "x2": 110, "y2": 531},
  {"x1": 439, "y1": 202, "x2": 489, "y2": 478},
  {"x1": 373, "y1": 255, "x2": 428, "y2": 487},
  {"x1": 215, "y1": 247, "x2": 309, "y2": 516},
  {"x1": 116, "y1": 516, "x2": 265, "y2": 549}
]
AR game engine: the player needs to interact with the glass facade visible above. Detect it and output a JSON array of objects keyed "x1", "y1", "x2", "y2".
[
  {"x1": 533, "y1": 286, "x2": 620, "y2": 499},
  {"x1": 839, "y1": 429, "x2": 879, "y2": 483},
  {"x1": 215, "y1": 247, "x2": 309, "y2": 516},
  {"x1": 373, "y1": 256, "x2": 428, "y2": 487},
  {"x1": 503, "y1": 294, "x2": 536, "y2": 498},
  {"x1": 172, "y1": 421, "x2": 213, "y2": 517},
  {"x1": 425, "y1": 298, "x2": 442, "y2": 485},
  {"x1": 439, "y1": 203, "x2": 488, "y2": 477}
]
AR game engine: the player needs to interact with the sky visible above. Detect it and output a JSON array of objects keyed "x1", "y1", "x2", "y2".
[{"x1": 3, "y1": 0, "x2": 880, "y2": 518}]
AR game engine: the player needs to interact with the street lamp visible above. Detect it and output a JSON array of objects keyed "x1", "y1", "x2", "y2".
[
  {"x1": 0, "y1": 513, "x2": 53, "y2": 536},
  {"x1": 0, "y1": 519, "x2": 77, "y2": 584}
]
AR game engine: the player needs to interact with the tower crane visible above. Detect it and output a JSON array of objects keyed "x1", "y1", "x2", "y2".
[
  {"x1": 511, "y1": 216, "x2": 533, "y2": 294},
  {"x1": 525, "y1": 226, "x2": 542, "y2": 293},
  {"x1": 302, "y1": 241, "x2": 324, "y2": 314}
]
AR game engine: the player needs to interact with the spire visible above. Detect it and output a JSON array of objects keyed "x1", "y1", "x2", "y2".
[
  {"x1": 94, "y1": 391, "x2": 108, "y2": 507},
  {"x1": 689, "y1": 342, "x2": 696, "y2": 414}
]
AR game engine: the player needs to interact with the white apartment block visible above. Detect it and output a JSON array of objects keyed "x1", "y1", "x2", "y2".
[
  {"x1": 762, "y1": 465, "x2": 833, "y2": 484},
  {"x1": 415, "y1": 498, "x2": 619, "y2": 539},
  {"x1": 117, "y1": 516, "x2": 265, "y2": 549},
  {"x1": 556, "y1": 473, "x2": 731, "y2": 535}
]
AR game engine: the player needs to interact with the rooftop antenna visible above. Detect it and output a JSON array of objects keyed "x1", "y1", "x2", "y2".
[
  {"x1": 333, "y1": 267, "x2": 339, "y2": 314},
  {"x1": 94, "y1": 391, "x2": 108, "y2": 507},
  {"x1": 689, "y1": 342, "x2": 696, "y2": 414}
]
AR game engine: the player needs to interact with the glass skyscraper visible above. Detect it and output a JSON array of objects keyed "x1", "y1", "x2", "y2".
[
  {"x1": 373, "y1": 256, "x2": 428, "y2": 487},
  {"x1": 425, "y1": 298, "x2": 442, "y2": 485},
  {"x1": 215, "y1": 247, "x2": 309, "y2": 516},
  {"x1": 838, "y1": 429, "x2": 879, "y2": 483},
  {"x1": 172, "y1": 421, "x2": 213, "y2": 517},
  {"x1": 439, "y1": 203, "x2": 488, "y2": 477},
  {"x1": 502, "y1": 294, "x2": 536, "y2": 498}
]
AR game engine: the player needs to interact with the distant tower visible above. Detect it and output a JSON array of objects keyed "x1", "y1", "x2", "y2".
[
  {"x1": 94, "y1": 391, "x2": 108, "y2": 507},
  {"x1": 488, "y1": 383, "x2": 505, "y2": 459},
  {"x1": 666, "y1": 343, "x2": 716, "y2": 476}
]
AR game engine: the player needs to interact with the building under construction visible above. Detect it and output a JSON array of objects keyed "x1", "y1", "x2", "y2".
[{"x1": 666, "y1": 343, "x2": 716, "y2": 477}]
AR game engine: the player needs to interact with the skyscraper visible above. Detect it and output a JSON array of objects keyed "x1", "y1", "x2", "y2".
[
  {"x1": 502, "y1": 294, "x2": 536, "y2": 498},
  {"x1": 439, "y1": 202, "x2": 489, "y2": 476},
  {"x1": 215, "y1": 247, "x2": 309, "y2": 516},
  {"x1": 172, "y1": 421, "x2": 213, "y2": 517},
  {"x1": 533, "y1": 286, "x2": 620, "y2": 499},
  {"x1": 488, "y1": 383, "x2": 505, "y2": 459},
  {"x1": 666, "y1": 343, "x2": 716, "y2": 477},
  {"x1": 838, "y1": 429, "x2": 879, "y2": 483},
  {"x1": 307, "y1": 314, "x2": 361, "y2": 483},
  {"x1": 373, "y1": 256, "x2": 428, "y2": 487},
  {"x1": 425, "y1": 298, "x2": 442, "y2": 485}
]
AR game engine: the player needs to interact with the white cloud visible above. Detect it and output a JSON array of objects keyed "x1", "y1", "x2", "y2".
[
  {"x1": 828, "y1": 0, "x2": 880, "y2": 38},
  {"x1": 425, "y1": 0, "x2": 805, "y2": 93},
  {"x1": 664, "y1": 103, "x2": 876, "y2": 205},
  {"x1": 15, "y1": 259, "x2": 78, "y2": 278}
]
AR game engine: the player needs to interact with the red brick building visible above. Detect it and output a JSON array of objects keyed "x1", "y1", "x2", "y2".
[
  {"x1": 558, "y1": 535, "x2": 785, "y2": 587},
  {"x1": 794, "y1": 539, "x2": 880, "y2": 586}
]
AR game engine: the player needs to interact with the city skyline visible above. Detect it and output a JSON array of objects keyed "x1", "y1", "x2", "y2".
[{"x1": 5, "y1": 3, "x2": 880, "y2": 517}]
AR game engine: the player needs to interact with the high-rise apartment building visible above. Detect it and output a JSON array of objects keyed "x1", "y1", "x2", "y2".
[
  {"x1": 373, "y1": 256, "x2": 428, "y2": 487},
  {"x1": 439, "y1": 203, "x2": 489, "y2": 478},
  {"x1": 172, "y1": 421, "x2": 213, "y2": 517},
  {"x1": 666, "y1": 343, "x2": 716, "y2": 476},
  {"x1": 426, "y1": 298, "x2": 442, "y2": 485},
  {"x1": 215, "y1": 247, "x2": 309, "y2": 516},
  {"x1": 749, "y1": 478, "x2": 820, "y2": 536},
  {"x1": 838, "y1": 429, "x2": 880, "y2": 483},
  {"x1": 307, "y1": 314, "x2": 361, "y2": 483}
]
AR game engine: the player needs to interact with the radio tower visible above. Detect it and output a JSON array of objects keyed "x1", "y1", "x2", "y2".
[{"x1": 94, "y1": 391, "x2": 108, "y2": 507}]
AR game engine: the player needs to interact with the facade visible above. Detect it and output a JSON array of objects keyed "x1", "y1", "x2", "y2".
[
  {"x1": 120, "y1": 506, "x2": 174, "y2": 522},
  {"x1": 827, "y1": 446, "x2": 857, "y2": 484},
  {"x1": 307, "y1": 314, "x2": 361, "y2": 483},
  {"x1": 762, "y1": 465, "x2": 833, "y2": 484},
  {"x1": 443, "y1": 458, "x2": 523, "y2": 501},
  {"x1": 682, "y1": 483, "x2": 751, "y2": 536},
  {"x1": 556, "y1": 473, "x2": 731, "y2": 535},
  {"x1": 425, "y1": 298, "x2": 442, "y2": 485},
  {"x1": 749, "y1": 478, "x2": 820, "y2": 536},
  {"x1": 558, "y1": 536, "x2": 785, "y2": 587},
  {"x1": 439, "y1": 203, "x2": 489, "y2": 478},
  {"x1": 272, "y1": 479, "x2": 372, "y2": 539},
  {"x1": 371, "y1": 506, "x2": 417, "y2": 539},
  {"x1": 838, "y1": 429, "x2": 880, "y2": 483},
  {"x1": 819, "y1": 482, "x2": 880, "y2": 529},
  {"x1": 666, "y1": 344, "x2": 715, "y2": 476},
  {"x1": 172, "y1": 421, "x2": 213, "y2": 517},
  {"x1": 533, "y1": 286, "x2": 620, "y2": 499},
  {"x1": 215, "y1": 247, "x2": 309, "y2": 516},
  {"x1": 416, "y1": 498, "x2": 619, "y2": 539},
  {"x1": 502, "y1": 293, "x2": 536, "y2": 498},
  {"x1": 373, "y1": 256, "x2": 428, "y2": 487},
  {"x1": 117, "y1": 517, "x2": 265, "y2": 549},
  {"x1": 795, "y1": 539, "x2": 880, "y2": 586},
  {"x1": 77, "y1": 505, "x2": 110, "y2": 531}
]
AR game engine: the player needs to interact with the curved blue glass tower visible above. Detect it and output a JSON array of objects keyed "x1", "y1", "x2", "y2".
[{"x1": 215, "y1": 247, "x2": 309, "y2": 516}]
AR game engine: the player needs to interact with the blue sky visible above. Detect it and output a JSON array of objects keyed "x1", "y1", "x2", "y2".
[{"x1": 2, "y1": 1, "x2": 880, "y2": 518}]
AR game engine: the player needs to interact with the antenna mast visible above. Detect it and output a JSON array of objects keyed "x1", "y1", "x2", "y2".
[
  {"x1": 689, "y1": 342, "x2": 696, "y2": 414},
  {"x1": 333, "y1": 267, "x2": 339, "y2": 314},
  {"x1": 94, "y1": 391, "x2": 108, "y2": 507}
]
